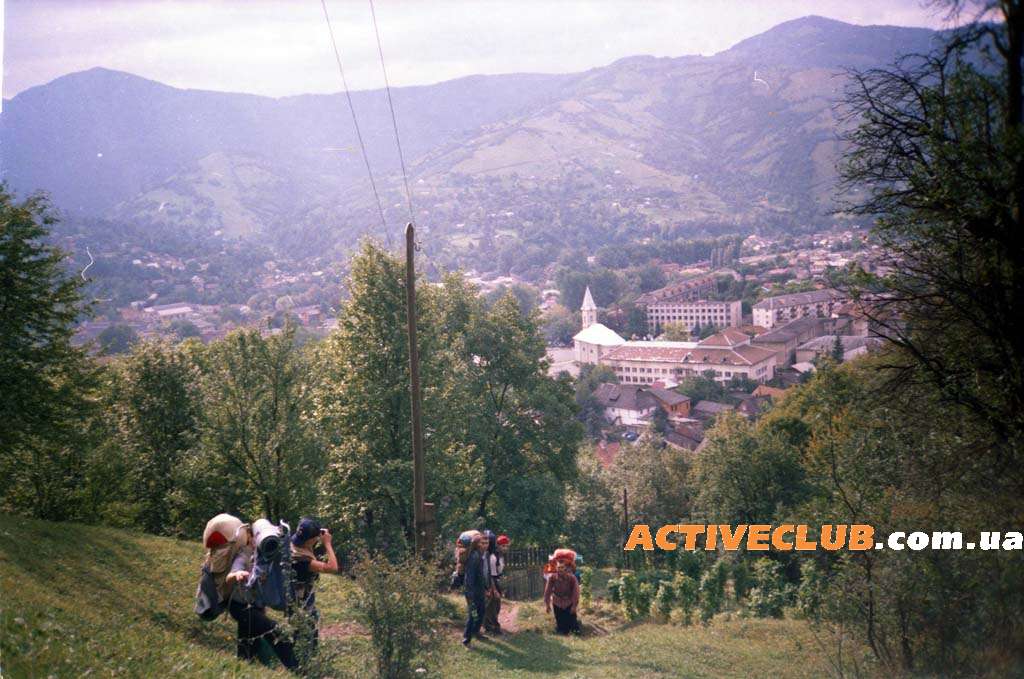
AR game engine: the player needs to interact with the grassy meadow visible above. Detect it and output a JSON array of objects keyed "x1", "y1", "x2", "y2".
[{"x1": 0, "y1": 515, "x2": 848, "y2": 678}]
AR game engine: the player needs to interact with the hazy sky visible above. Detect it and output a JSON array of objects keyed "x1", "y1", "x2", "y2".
[{"x1": 4, "y1": 0, "x2": 953, "y2": 99}]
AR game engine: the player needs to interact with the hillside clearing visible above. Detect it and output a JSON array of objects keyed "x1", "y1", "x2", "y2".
[{"x1": 1, "y1": 516, "x2": 842, "y2": 678}]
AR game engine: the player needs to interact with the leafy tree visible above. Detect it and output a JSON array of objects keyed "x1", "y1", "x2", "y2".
[
  {"x1": 698, "y1": 563, "x2": 726, "y2": 624},
  {"x1": 315, "y1": 243, "x2": 582, "y2": 550},
  {"x1": 106, "y1": 339, "x2": 202, "y2": 534},
  {"x1": 830, "y1": 335, "x2": 844, "y2": 363},
  {"x1": 651, "y1": 406, "x2": 669, "y2": 435},
  {"x1": 766, "y1": 356, "x2": 1022, "y2": 674},
  {"x1": 197, "y1": 324, "x2": 321, "y2": 522},
  {"x1": 98, "y1": 324, "x2": 139, "y2": 355},
  {"x1": 610, "y1": 439, "x2": 692, "y2": 530},
  {"x1": 672, "y1": 573, "x2": 699, "y2": 625},
  {"x1": 636, "y1": 264, "x2": 667, "y2": 293},
  {"x1": 169, "y1": 319, "x2": 201, "y2": 341},
  {"x1": 698, "y1": 324, "x2": 719, "y2": 340},
  {"x1": 541, "y1": 304, "x2": 578, "y2": 345},
  {"x1": 839, "y1": 3, "x2": 1024, "y2": 483},
  {"x1": 690, "y1": 412, "x2": 809, "y2": 525},
  {"x1": 313, "y1": 242, "x2": 438, "y2": 551},
  {"x1": 622, "y1": 304, "x2": 649, "y2": 338},
  {"x1": 350, "y1": 552, "x2": 444, "y2": 679},
  {"x1": 562, "y1": 447, "x2": 622, "y2": 565},
  {"x1": 484, "y1": 283, "x2": 539, "y2": 316},
  {"x1": 463, "y1": 292, "x2": 583, "y2": 537},
  {"x1": 661, "y1": 322, "x2": 689, "y2": 341},
  {"x1": 575, "y1": 364, "x2": 619, "y2": 436},
  {"x1": 726, "y1": 375, "x2": 758, "y2": 393},
  {"x1": 0, "y1": 189, "x2": 97, "y2": 519},
  {"x1": 676, "y1": 372, "x2": 733, "y2": 405}
]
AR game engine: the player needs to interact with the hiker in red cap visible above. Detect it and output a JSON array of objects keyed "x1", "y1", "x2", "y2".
[{"x1": 484, "y1": 534, "x2": 510, "y2": 634}]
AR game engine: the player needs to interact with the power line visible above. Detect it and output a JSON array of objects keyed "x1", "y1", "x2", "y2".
[
  {"x1": 367, "y1": 0, "x2": 415, "y2": 226},
  {"x1": 319, "y1": 0, "x2": 392, "y2": 247}
]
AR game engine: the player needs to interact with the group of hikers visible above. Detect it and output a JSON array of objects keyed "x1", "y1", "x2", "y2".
[
  {"x1": 196, "y1": 513, "x2": 582, "y2": 671},
  {"x1": 453, "y1": 530, "x2": 583, "y2": 647}
]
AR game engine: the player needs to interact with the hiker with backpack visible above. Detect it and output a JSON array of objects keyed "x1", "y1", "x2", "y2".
[
  {"x1": 483, "y1": 532, "x2": 508, "y2": 635},
  {"x1": 450, "y1": 529, "x2": 479, "y2": 589},
  {"x1": 462, "y1": 531, "x2": 491, "y2": 647},
  {"x1": 224, "y1": 519, "x2": 299, "y2": 671},
  {"x1": 290, "y1": 517, "x2": 339, "y2": 658},
  {"x1": 544, "y1": 556, "x2": 581, "y2": 635}
]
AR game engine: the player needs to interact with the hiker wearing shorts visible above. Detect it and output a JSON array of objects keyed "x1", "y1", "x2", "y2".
[
  {"x1": 226, "y1": 533, "x2": 298, "y2": 671},
  {"x1": 290, "y1": 517, "x2": 339, "y2": 660},
  {"x1": 462, "y1": 532, "x2": 490, "y2": 647},
  {"x1": 544, "y1": 558, "x2": 581, "y2": 635}
]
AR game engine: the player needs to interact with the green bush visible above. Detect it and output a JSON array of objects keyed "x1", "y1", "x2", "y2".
[
  {"x1": 349, "y1": 552, "x2": 443, "y2": 679},
  {"x1": 674, "y1": 549, "x2": 704, "y2": 580},
  {"x1": 608, "y1": 576, "x2": 622, "y2": 604},
  {"x1": 620, "y1": 573, "x2": 654, "y2": 621},
  {"x1": 654, "y1": 581, "x2": 675, "y2": 621},
  {"x1": 748, "y1": 559, "x2": 792, "y2": 619},
  {"x1": 579, "y1": 565, "x2": 594, "y2": 607},
  {"x1": 637, "y1": 582, "x2": 656, "y2": 620},
  {"x1": 620, "y1": 572, "x2": 640, "y2": 619},
  {"x1": 795, "y1": 560, "x2": 825, "y2": 621},
  {"x1": 699, "y1": 565, "x2": 726, "y2": 624},
  {"x1": 732, "y1": 559, "x2": 752, "y2": 602},
  {"x1": 672, "y1": 573, "x2": 699, "y2": 625}
]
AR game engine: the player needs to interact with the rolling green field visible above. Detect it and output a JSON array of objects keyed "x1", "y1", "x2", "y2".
[{"x1": 0, "y1": 515, "x2": 843, "y2": 678}]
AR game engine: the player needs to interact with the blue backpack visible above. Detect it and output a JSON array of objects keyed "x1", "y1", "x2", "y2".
[{"x1": 245, "y1": 520, "x2": 293, "y2": 612}]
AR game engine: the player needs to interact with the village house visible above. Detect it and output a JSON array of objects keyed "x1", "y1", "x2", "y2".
[
  {"x1": 645, "y1": 387, "x2": 692, "y2": 420},
  {"x1": 592, "y1": 383, "x2": 659, "y2": 427},
  {"x1": 665, "y1": 421, "x2": 705, "y2": 451},
  {"x1": 692, "y1": 400, "x2": 735, "y2": 421},
  {"x1": 145, "y1": 302, "x2": 194, "y2": 319}
]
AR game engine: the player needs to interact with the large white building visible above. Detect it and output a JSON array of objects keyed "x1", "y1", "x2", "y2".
[
  {"x1": 572, "y1": 288, "x2": 776, "y2": 384},
  {"x1": 601, "y1": 329, "x2": 777, "y2": 385},
  {"x1": 646, "y1": 299, "x2": 742, "y2": 333},
  {"x1": 752, "y1": 289, "x2": 847, "y2": 329}
]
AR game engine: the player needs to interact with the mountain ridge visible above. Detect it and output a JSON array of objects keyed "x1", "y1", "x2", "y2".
[{"x1": 2, "y1": 16, "x2": 946, "y2": 270}]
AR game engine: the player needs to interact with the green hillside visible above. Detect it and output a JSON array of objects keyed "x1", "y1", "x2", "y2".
[{"x1": 1, "y1": 515, "x2": 844, "y2": 678}]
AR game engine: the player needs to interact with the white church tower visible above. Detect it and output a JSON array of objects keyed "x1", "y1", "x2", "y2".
[
  {"x1": 573, "y1": 285, "x2": 625, "y2": 364},
  {"x1": 581, "y1": 286, "x2": 598, "y2": 329}
]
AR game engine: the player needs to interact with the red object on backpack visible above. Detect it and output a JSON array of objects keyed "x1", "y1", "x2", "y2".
[
  {"x1": 544, "y1": 548, "x2": 577, "y2": 574},
  {"x1": 205, "y1": 530, "x2": 228, "y2": 548}
]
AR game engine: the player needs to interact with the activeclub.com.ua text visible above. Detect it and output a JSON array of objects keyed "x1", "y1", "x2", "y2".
[{"x1": 623, "y1": 524, "x2": 1024, "y2": 552}]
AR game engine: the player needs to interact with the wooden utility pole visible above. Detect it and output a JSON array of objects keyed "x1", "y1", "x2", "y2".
[
  {"x1": 406, "y1": 223, "x2": 429, "y2": 553},
  {"x1": 622, "y1": 487, "x2": 629, "y2": 539}
]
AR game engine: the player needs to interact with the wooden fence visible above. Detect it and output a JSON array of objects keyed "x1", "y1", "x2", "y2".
[{"x1": 501, "y1": 546, "x2": 554, "y2": 601}]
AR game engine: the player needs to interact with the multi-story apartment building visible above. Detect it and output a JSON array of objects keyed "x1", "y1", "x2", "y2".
[
  {"x1": 752, "y1": 289, "x2": 847, "y2": 329},
  {"x1": 646, "y1": 299, "x2": 742, "y2": 333}
]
